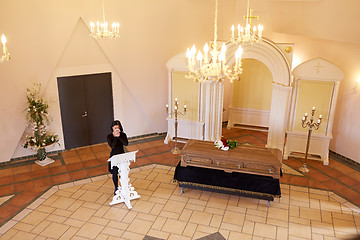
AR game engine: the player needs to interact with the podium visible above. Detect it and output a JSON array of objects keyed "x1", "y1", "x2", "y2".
[{"x1": 107, "y1": 151, "x2": 141, "y2": 209}]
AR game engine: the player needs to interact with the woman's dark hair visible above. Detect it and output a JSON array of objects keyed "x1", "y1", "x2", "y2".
[{"x1": 111, "y1": 120, "x2": 123, "y2": 132}]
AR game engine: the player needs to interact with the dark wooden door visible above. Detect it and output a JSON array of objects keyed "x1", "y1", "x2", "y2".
[{"x1": 57, "y1": 72, "x2": 114, "y2": 149}]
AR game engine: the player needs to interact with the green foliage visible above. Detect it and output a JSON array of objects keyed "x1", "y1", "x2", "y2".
[
  {"x1": 226, "y1": 139, "x2": 238, "y2": 150},
  {"x1": 23, "y1": 83, "x2": 59, "y2": 152}
]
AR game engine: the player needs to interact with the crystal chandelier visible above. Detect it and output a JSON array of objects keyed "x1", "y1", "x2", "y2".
[
  {"x1": 1, "y1": 34, "x2": 10, "y2": 63},
  {"x1": 90, "y1": 0, "x2": 120, "y2": 39},
  {"x1": 230, "y1": 0, "x2": 264, "y2": 45},
  {"x1": 186, "y1": 0, "x2": 243, "y2": 83}
]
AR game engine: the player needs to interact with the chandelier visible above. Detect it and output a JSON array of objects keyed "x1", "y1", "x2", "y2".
[
  {"x1": 230, "y1": 0, "x2": 263, "y2": 45},
  {"x1": 1, "y1": 34, "x2": 10, "y2": 63},
  {"x1": 90, "y1": 0, "x2": 120, "y2": 39},
  {"x1": 186, "y1": 0, "x2": 243, "y2": 83}
]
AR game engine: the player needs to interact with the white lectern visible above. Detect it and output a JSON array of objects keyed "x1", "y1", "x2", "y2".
[{"x1": 107, "y1": 150, "x2": 140, "y2": 209}]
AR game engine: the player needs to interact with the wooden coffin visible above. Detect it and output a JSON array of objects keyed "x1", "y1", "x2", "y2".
[{"x1": 180, "y1": 139, "x2": 282, "y2": 179}]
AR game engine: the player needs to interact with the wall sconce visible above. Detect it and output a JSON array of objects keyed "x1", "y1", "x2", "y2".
[{"x1": 355, "y1": 78, "x2": 359, "y2": 92}]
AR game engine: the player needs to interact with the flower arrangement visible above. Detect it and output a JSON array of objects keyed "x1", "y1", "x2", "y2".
[
  {"x1": 23, "y1": 83, "x2": 59, "y2": 160},
  {"x1": 214, "y1": 138, "x2": 238, "y2": 151}
]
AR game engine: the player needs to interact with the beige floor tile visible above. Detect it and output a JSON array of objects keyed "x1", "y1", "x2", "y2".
[
  {"x1": 102, "y1": 207, "x2": 128, "y2": 221},
  {"x1": 253, "y1": 222, "x2": 277, "y2": 239},
  {"x1": 299, "y1": 207, "x2": 322, "y2": 221},
  {"x1": 245, "y1": 214, "x2": 266, "y2": 224},
  {"x1": 101, "y1": 226, "x2": 123, "y2": 237},
  {"x1": 228, "y1": 231, "x2": 252, "y2": 240},
  {"x1": 36, "y1": 205, "x2": 56, "y2": 214},
  {"x1": 132, "y1": 178, "x2": 152, "y2": 190},
  {"x1": 132, "y1": 200, "x2": 155, "y2": 214},
  {"x1": 9, "y1": 231, "x2": 37, "y2": 240},
  {"x1": 289, "y1": 206, "x2": 300, "y2": 218},
  {"x1": 151, "y1": 216, "x2": 167, "y2": 230},
  {"x1": 94, "y1": 206, "x2": 111, "y2": 218},
  {"x1": 226, "y1": 204, "x2": 247, "y2": 214},
  {"x1": 332, "y1": 212, "x2": 355, "y2": 222},
  {"x1": 13, "y1": 222, "x2": 35, "y2": 232},
  {"x1": 88, "y1": 216, "x2": 110, "y2": 226},
  {"x1": 220, "y1": 222, "x2": 243, "y2": 232},
  {"x1": 268, "y1": 207, "x2": 289, "y2": 221},
  {"x1": 320, "y1": 200, "x2": 342, "y2": 213},
  {"x1": 136, "y1": 212, "x2": 157, "y2": 222},
  {"x1": 237, "y1": 197, "x2": 259, "y2": 209},
  {"x1": 21, "y1": 211, "x2": 49, "y2": 226},
  {"x1": 159, "y1": 210, "x2": 180, "y2": 220},
  {"x1": 31, "y1": 220, "x2": 52, "y2": 234},
  {"x1": 223, "y1": 210, "x2": 245, "y2": 226},
  {"x1": 95, "y1": 233, "x2": 109, "y2": 240},
  {"x1": 276, "y1": 226, "x2": 288, "y2": 240},
  {"x1": 63, "y1": 218, "x2": 86, "y2": 228},
  {"x1": 76, "y1": 222, "x2": 104, "y2": 239},
  {"x1": 40, "y1": 222, "x2": 70, "y2": 239},
  {"x1": 149, "y1": 203, "x2": 164, "y2": 216},
  {"x1": 266, "y1": 218, "x2": 289, "y2": 228},
  {"x1": 241, "y1": 220, "x2": 254, "y2": 235},
  {"x1": 163, "y1": 199, "x2": 186, "y2": 214},
  {"x1": 185, "y1": 202, "x2": 205, "y2": 212},
  {"x1": 210, "y1": 214, "x2": 223, "y2": 228},
  {"x1": 67, "y1": 199, "x2": 85, "y2": 212},
  {"x1": 183, "y1": 222, "x2": 197, "y2": 237},
  {"x1": 321, "y1": 210, "x2": 333, "y2": 224},
  {"x1": 153, "y1": 173, "x2": 173, "y2": 183},
  {"x1": 147, "y1": 181, "x2": 160, "y2": 191},
  {"x1": 189, "y1": 211, "x2": 213, "y2": 226},
  {"x1": 290, "y1": 186, "x2": 309, "y2": 193},
  {"x1": 82, "y1": 201, "x2": 102, "y2": 210},
  {"x1": 46, "y1": 214, "x2": 67, "y2": 223},
  {"x1": 70, "y1": 206, "x2": 96, "y2": 221},
  {"x1": 126, "y1": 218, "x2": 152, "y2": 235},
  {"x1": 332, "y1": 218, "x2": 357, "y2": 234},
  {"x1": 179, "y1": 209, "x2": 193, "y2": 222},
  {"x1": 311, "y1": 233, "x2": 324, "y2": 240},
  {"x1": 162, "y1": 218, "x2": 187, "y2": 235},
  {"x1": 181, "y1": 189, "x2": 202, "y2": 199},
  {"x1": 148, "y1": 196, "x2": 168, "y2": 205},
  {"x1": 289, "y1": 222, "x2": 312, "y2": 239},
  {"x1": 152, "y1": 187, "x2": 175, "y2": 199},
  {"x1": 107, "y1": 220, "x2": 129, "y2": 231},
  {"x1": 205, "y1": 206, "x2": 225, "y2": 216},
  {"x1": 52, "y1": 208, "x2": 73, "y2": 218},
  {"x1": 52, "y1": 196, "x2": 76, "y2": 210},
  {"x1": 310, "y1": 198, "x2": 321, "y2": 209},
  {"x1": 197, "y1": 225, "x2": 219, "y2": 235},
  {"x1": 122, "y1": 211, "x2": 138, "y2": 224},
  {"x1": 289, "y1": 216, "x2": 310, "y2": 226},
  {"x1": 147, "y1": 229, "x2": 170, "y2": 239},
  {"x1": 59, "y1": 226, "x2": 79, "y2": 240},
  {"x1": 121, "y1": 231, "x2": 144, "y2": 240},
  {"x1": 199, "y1": 191, "x2": 211, "y2": 201},
  {"x1": 168, "y1": 233, "x2": 191, "y2": 240}
]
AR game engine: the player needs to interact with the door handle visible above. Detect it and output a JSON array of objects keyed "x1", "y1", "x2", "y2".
[{"x1": 81, "y1": 111, "x2": 88, "y2": 117}]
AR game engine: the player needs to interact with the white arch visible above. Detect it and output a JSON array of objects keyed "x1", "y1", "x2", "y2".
[{"x1": 226, "y1": 39, "x2": 292, "y2": 152}]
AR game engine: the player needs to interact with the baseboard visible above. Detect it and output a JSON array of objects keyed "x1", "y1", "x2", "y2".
[{"x1": 329, "y1": 150, "x2": 360, "y2": 172}]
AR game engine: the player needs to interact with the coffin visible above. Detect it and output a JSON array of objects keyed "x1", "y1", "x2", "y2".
[{"x1": 180, "y1": 139, "x2": 282, "y2": 179}]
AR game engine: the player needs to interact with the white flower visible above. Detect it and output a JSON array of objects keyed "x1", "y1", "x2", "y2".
[
  {"x1": 214, "y1": 140, "x2": 224, "y2": 149},
  {"x1": 221, "y1": 146, "x2": 229, "y2": 151}
]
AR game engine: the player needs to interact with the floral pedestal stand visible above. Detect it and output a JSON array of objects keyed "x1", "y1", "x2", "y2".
[{"x1": 34, "y1": 146, "x2": 55, "y2": 167}]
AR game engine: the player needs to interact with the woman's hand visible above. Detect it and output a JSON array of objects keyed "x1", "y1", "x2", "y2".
[{"x1": 113, "y1": 129, "x2": 120, "y2": 137}]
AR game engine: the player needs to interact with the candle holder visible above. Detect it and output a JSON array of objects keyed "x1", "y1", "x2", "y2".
[
  {"x1": 166, "y1": 98, "x2": 187, "y2": 154},
  {"x1": 299, "y1": 106, "x2": 322, "y2": 173}
]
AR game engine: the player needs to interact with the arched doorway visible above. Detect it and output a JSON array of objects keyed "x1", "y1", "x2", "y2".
[{"x1": 225, "y1": 39, "x2": 292, "y2": 152}]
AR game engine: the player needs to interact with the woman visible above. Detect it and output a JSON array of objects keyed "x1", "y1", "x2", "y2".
[{"x1": 107, "y1": 120, "x2": 128, "y2": 195}]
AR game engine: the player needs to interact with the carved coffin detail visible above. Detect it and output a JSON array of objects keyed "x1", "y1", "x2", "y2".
[{"x1": 180, "y1": 140, "x2": 282, "y2": 179}]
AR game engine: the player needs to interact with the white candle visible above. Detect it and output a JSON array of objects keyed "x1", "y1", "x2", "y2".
[
  {"x1": 305, "y1": 112, "x2": 308, "y2": 117},
  {"x1": 231, "y1": 25, "x2": 235, "y2": 39},
  {"x1": 319, "y1": 114, "x2": 322, "y2": 119},
  {"x1": 302, "y1": 116, "x2": 305, "y2": 121},
  {"x1": 312, "y1": 106, "x2": 315, "y2": 111}
]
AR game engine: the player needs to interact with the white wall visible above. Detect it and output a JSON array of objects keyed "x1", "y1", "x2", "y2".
[{"x1": 1, "y1": 0, "x2": 360, "y2": 162}]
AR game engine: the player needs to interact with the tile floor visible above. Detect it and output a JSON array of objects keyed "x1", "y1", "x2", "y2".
[{"x1": 0, "y1": 128, "x2": 359, "y2": 239}]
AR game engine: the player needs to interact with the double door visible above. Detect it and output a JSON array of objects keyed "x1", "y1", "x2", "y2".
[{"x1": 57, "y1": 72, "x2": 114, "y2": 149}]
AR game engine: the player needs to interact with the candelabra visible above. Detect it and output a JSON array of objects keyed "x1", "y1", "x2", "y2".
[
  {"x1": 230, "y1": 0, "x2": 263, "y2": 45},
  {"x1": 186, "y1": 0, "x2": 243, "y2": 83},
  {"x1": 1, "y1": 34, "x2": 10, "y2": 63},
  {"x1": 90, "y1": 0, "x2": 120, "y2": 39},
  {"x1": 166, "y1": 98, "x2": 187, "y2": 154},
  {"x1": 299, "y1": 106, "x2": 322, "y2": 173}
]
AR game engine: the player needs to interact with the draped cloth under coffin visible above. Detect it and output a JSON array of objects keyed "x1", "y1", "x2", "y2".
[{"x1": 174, "y1": 140, "x2": 282, "y2": 201}]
